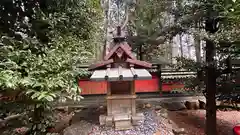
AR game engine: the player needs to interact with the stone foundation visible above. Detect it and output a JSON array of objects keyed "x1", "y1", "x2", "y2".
[
  {"x1": 99, "y1": 113, "x2": 144, "y2": 130},
  {"x1": 99, "y1": 115, "x2": 106, "y2": 126},
  {"x1": 105, "y1": 116, "x2": 113, "y2": 127},
  {"x1": 132, "y1": 113, "x2": 144, "y2": 126}
]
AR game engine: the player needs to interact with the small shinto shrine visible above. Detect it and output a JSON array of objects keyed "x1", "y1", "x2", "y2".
[{"x1": 88, "y1": 27, "x2": 152, "y2": 130}]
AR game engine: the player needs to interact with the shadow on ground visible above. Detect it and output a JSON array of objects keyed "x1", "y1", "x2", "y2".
[
  {"x1": 168, "y1": 110, "x2": 234, "y2": 135},
  {"x1": 70, "y1": 105, "x2": 106, "y2": 125}
]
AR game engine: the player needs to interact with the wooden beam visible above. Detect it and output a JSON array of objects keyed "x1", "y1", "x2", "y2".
[
  {"x1": 88, "y1": 59, "x2": 114, "y2": 71},
  {"x1": 126, "y1": 58, "x2": 152, "y2": 68},
  {"x1": 104, "y1": 44, "x2": 121, "y2": 60},
  {"x1": 119, "y1": 43, "x2": 136, "y2": 60},
  {"x1": 104, "y1": 42, "x2": 136, "y2": 61}
]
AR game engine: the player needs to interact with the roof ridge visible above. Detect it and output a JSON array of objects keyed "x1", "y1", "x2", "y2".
[{"x1": 104, "y1": 42, "x2": 136, "y2": 60}]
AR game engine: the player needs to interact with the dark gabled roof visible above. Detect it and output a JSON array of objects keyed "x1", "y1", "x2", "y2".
[
  {"x1": 88, "y1": 59, "x2": 114, "y2": 71},
  {"x1": 126, "y1": 58, "x2": 152, "y2": 68},
  {"x1": 104, "y1": 42, "x2": 136, "y2": 60},
  {"x1": 88, "y1": 35, "x2": 152, "y2": 71}
]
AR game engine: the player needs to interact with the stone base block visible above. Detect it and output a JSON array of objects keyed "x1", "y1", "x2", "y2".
[
  {"x1": 105, "y1": 116, "x2": 113, "y2": 127},
  {"x1": 99, "y1": 115, "x2": 106, "y2": 126},
  {"x1": 115, "y1": 120, "x2": 132, "y2": 130},
  {"x1": 99, "y1": 113, "x2": 144, "y2": 129},
  {"x1": 114, "y1": 115, "x2": 132, "y2": 130},
  {"x1": 132, "y1": 113, "x2": 144, "y2": 126},
  {"x1": 114, "y1": 115, "x2": 131, "y2": 121}
]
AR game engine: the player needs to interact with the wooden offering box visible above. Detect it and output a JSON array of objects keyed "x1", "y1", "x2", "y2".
[{"x1": 89, "y1": 27, "x2": 152, "y2": 130}]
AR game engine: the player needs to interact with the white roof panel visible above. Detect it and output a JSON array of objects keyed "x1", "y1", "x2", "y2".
[
  {"x1": 122, "y1": 68, "x2": 134, "y2": 81},
  {"x1": 90, "y1": 68, "x2": 152, "y2": 81},
  {"x1": 108, "y1": 68, "x2": 119, "y2": 81},
  {"x1": 134, "y1": 69, "x2": 152, "y2": 80},
  {"x1": 90, "y1": 70, "x2": 106, "y2": 81}
]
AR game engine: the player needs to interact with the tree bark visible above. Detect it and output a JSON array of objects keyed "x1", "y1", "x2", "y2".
[
  {"x1": 186, "y1": 35, "x2": 191, "y2": 59},
  {"x1": 103, "y1": 0, "x2": 112, "y2": 57},
  {"x1": 169, "y1": 38, "x2": 173, "y2": 63},
  {"x1": 194, "y1": 31, "x2": 202, "y2": 92},
  {"x1": 202, "y1": 41, "x2": 206, "y2": 62},
  {"x1": 194, "y1": 22, "x2": 201, "y2": 63},
  {"x1": 205, "y1": 39, "x2": 217, "y2": 135},
  {"x1": 204, "y1": 1, "x2": 219, "y2": 134},
  {"x1": 179, "y1": 34, "x2": 183, "y2": 57},
  {"x1": 194, "y1": 34, "x2": 201, "y2": 63},
  {"x1": 102, "y1": 0, "x2": 108, "y2": 58}
]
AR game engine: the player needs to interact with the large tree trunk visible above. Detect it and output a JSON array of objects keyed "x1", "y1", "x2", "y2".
[
  {"x1": 186, "y1": 35, "x2": 191, "y2": 59},
  {"x1": 102, "y1": 0, "x2": 112, "y2": 57},
  {"x1": 204, "y1": 2, "x2": 218, "y2": 134},
  {"x1": 194, "y1": 34, "x2": 201, "y2": 63},
  {"x1": 205, "y1": 39, "x2": 217, "y2": 135},
  {"x1": 179, "y1": 34, "x2": 183, "y2": 57},
  {"x1": 102, "y1": 0, "x2": 108, "y2": 58},
  {"x1": 194, "y1": 22, "x2": 201, "y2": 63},
  {"x1": 169, "y1": 38, "x2": 173, "y2": 63},
  {"x1": 195, "y1": 31, "x2": 202, "y2": 92},
  {"x1": 202, "y1": 41, "x2": 206, "y2": 62}
]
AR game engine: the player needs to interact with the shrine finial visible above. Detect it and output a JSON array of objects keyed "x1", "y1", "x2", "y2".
[
  {"x1": 117, "y1": 26, "x2": 121, "y2": 36},
  {"x1": 113, "y1": 26, "x2": 125, "y2": 43}
]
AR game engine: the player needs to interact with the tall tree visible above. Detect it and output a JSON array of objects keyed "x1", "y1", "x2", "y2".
[
  {"x1": 0, "y1": 0, "x2": 103, "y2": 134},
  {"x1": 127, "y1": 1, "x2": 240, "y2": 135},
  {"x1": 194, "y1": 35, "x2": 201, "y2": 63}
]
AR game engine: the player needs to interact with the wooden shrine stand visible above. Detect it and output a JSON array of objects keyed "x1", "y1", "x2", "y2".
[
  {"x1": 88, "y1": 27, "x2": 152, "y2": 130},
  {"x1": 104, "y1": 81, "x2": 141, "y2": 130}
]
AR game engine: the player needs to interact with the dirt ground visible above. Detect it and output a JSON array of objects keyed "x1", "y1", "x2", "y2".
[{"x1": 168, "y1": 110, "x2": 240, "y2": 135}]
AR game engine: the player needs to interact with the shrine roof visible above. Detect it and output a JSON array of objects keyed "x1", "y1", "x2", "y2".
[
  {"x1": 104, "y1": 42, "x2": 135, "y2": 60},
  {"x1": 88, "y1": 42, "x2": 152, "y2": 71},
  {"x1": 90, "y1": 67, "x2": 151, "y2": 81},
  {"x1": 88, "y1": 27, "x2": 152, "y2": 80},
  {"x1": 89, "y1": 59, "x2": 114, "y2": 71}
]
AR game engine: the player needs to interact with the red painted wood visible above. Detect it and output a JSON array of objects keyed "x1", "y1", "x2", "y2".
[
  {"x1": 162, "y1": 83, "x2": 172, "y2": 91},
  {"x1": 78, "y1": 75, "x2": 186, "y2": 95},
  {"x1": 162, "y1": 83, "x2": 185, "y2": 92},
  {"x1": 234, "y1": 125, "x2": 240, "y2": 135},
  {"x1": 135, "y1": 75, "x2": 159, "y2": 93},
  {"x1": 78, "y1": 80, "x2": 107, "y2": 95}
]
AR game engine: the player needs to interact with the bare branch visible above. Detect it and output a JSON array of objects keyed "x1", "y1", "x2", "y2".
[
  {"x1": 127, "y1": 11, "x2": 204, "y2": 46},
  {"x1": 121, "y1": 4, "x2": 129, "y2": 30},
  {"x1": 0, "y1": 113, "x2": 26, "y2": 126},
  {"x1": 155, "y1": 11, "x2": 204, "y2": 39}
]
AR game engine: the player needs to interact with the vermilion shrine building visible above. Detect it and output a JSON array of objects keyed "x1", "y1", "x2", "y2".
[
  {"x1": 88, "y1": 27, "x2": 152, "y2": 130},
  {"x1": 80, "y1": 26, "x2": 197, "y2": 94},
  {"x1": 79, "y1": 64, "x2": 196, "y2": 95}
]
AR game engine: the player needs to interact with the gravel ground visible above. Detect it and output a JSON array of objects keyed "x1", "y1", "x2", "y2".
[
  {"x1": 63, "y1": 108, "x2": 174, "y2": 135},
  {"x1": 168, "y1": 110, "x2": 240, "y2": 135}
]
